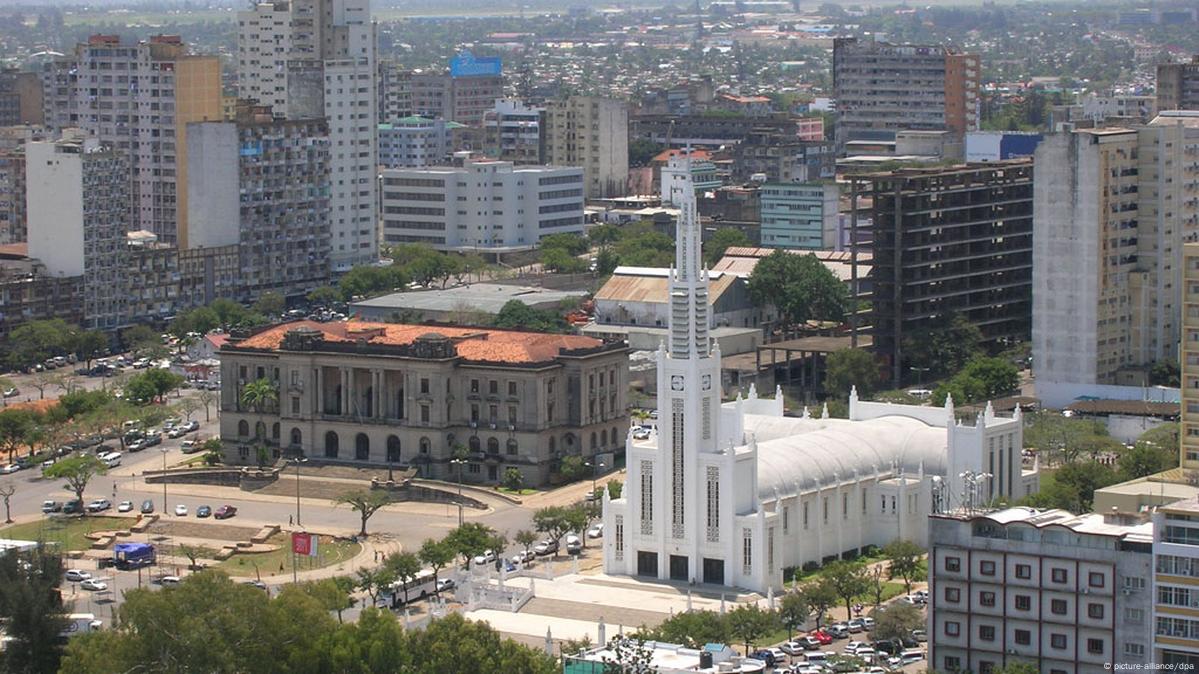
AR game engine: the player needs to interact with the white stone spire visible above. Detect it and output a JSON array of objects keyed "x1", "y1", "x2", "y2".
[{"x1": 666, "y1": 149, "x2": 710, "y2": 360}]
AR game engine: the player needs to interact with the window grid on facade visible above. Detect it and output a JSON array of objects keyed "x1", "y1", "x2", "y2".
[
  {"x1": 614, "y1": 515, "x2": 624, "y2": 562},
  {"x1": 742, "y1": 529, "x2": 752, "y2": 575},
  {"x1": 705, "y1": 466, "x2": 720, "y2": 543},
  {"x1": 767, "y1": 526, "x2": 774, "y2": 572},
  {"x1": 702, "y1": 398, "x2": 711, "y2": 440},
  {"x1": 639, "y1": 460, "x2": 653, "y2": 536},
  {"x1": 671, "y1": 398, "x2": 685, "y2": 540}
]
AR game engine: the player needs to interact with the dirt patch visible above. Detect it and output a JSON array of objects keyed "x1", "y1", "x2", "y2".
[
  {"x1": 146, "y1": 520, "x2": 260, "y2": 542},
  {"x1": 297, "y1": 464, "x2": 416, "y2": 482}
]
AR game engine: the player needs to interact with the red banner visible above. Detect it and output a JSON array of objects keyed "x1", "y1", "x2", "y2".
[
  {"x1": 291, "y1": 532, "x2": 311, "y2": 556},
  {"x1": 291, "y1": 532, "x2": 319, "y2": 557}
]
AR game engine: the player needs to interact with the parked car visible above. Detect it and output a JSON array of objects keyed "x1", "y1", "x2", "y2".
[
  {"x1": 749, "y1": 650, "x2": 777, "y2": 667},
  {"x1": 826, "y1": 624, "x2": 849, "y2": 639},
  {"x1": 140, "y1": 499, "x2": 155, "y2": 514},
  {"x1": 80, "y1": 578, "x2": 107, "y2": 592},
  {"x1": 174, "y1": 504, "x2": 188, "y2": 516},
  {"x1": 243, "y1": 580, "x2": 268, "y2": 591},
  {"x1": 910, "y1": 590, "x2": 929, "y2": 603},
  {"x1": 181, "y1": 420, "x2": 199, "y2": 433},
  {"x1": 472, "y1": 550, "x2": 496, "y2": 566},
  {"x1": 512, "y1": 550, "x2": 535, "y2": 565},
  {"x1": 41, "y1": 500, "x2": 62, "y2": 514},
  {"x1": 810, "y1": 630, "x2": 833, "y2": 645},
  {"x1": 435, "y1": 578, "x2": 455, "y2": 593},
  {"x1": 2, "y1": 387, "x2": 18, "y2": 398},
  {"x1": 845, "y1": 641, "x2": 871, "y2": 655},
  {"x1": 782, "y1": 639, "x2": 813, "y2": 655},
  {"x1": 158, "y1": 575, "x2": 181, "y2": 586},
  {"x1": 63, "y1": 499, "x2": 83, "y2": 514},
  {"x1": 564, "y1": 534, "x2": 582, "y2": 555},
  {"x1": 167, "y1": 426, "x2": 188, "y2": 439},
  {"x1": 0, "y1": 463, "x2": 22, "y2": 474},
  {"x1": 117, "y1": 500, "x2": 133, "y2": 513},
  {"x1": 196, "y1": 505, "x2": 212, "y2": 518},
  {"x1": 910, "y1": 629, "x2": 927, "y2": 643},
  {"x1": 214, "y1": 505, "x2": 237, "y2": 519},
  {"x1": 861, "y1": 617, "x2": 875, "y2": 631},
  {"x1": 846, "y1": 618, "x2": 865, "y2": 633},
  {"x1": 632, "y1": 427, "x2": 651, "y2": 440},
  {"x1": 533, "y1": 539, "x2": 558, "y2": 556},
  {"x1": 586, "y1": 523, "x2": 604, "y2": 539},
  {"x1": 64, "y1": 569, "x2": 91, "y2": 582},
  {"x1": 87, "y1": 499, "x2": 111, "y2": 513},
  {"x1": 764, "y1": 647, "x2": 787, "y2": 664}
]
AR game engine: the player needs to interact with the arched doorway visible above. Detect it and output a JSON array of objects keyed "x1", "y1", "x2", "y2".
[
  {"x1": 325, "y1": 431, "x2": 339, "y2": 458},
  {"x1": 387, "y1": 435, "x2": 401, "y2": 463},
  {"x1": 355, "y1": 433, "x2": 370, "y2": 461}
]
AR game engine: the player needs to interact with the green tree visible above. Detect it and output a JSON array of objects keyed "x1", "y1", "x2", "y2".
[
  {"x1": 355, "y1": 565, "x2": 396, "y2": 607},
  {"x1": 406, "y1": 613, "x2": 558, "y2": 674},
  {"x1": 558, "y1": 455, "x2": 588, "y2": 482},
  {"x1": 1118, "y1": 440, "x2": 1178, "y2": 480},
  {"x1": 824, "y1": 348, "x2": 880, "y2": 399},
  {"x1": 123, "y1": 368, "x2": 185, "y2": 404},
  {"x1": 502, "y1": 467, "x2": 524, "y2": 491},
  {"x1": 7, "y1": 319, "x2": 78, "y2": 369},
  {"x1": 384, "y1": 552, "x2": 422, "y2": 605},
  {"x1": 44, "y1": 455, "x2": 107, "y2": 516},
  {"x1": 644, "y1": 610, "x2": 729, "y2": 648},
  {"x1": 307, "y1": 285, "x2": 343, "y2": 307},
  {"x1": 607, "y1": 479, "x2": 624, "y2": 499},
  {"x1": 726, "y1": 604, "x2": 777, "y2": 654},
  {"x1": 779, "y1": 591, "x2": 810, "y2": 639},
  {"x1": 901, "y1": 312, "x2": 984, "y2": 380},
  {"x1": 882, "y1": 539, "x2": 924, "y2": 594},
  {"x1": 418, "y1": 538, "x2": 456, "y2": 594},
  {"x1": 1150, "y1": 359, "x2": 1181, "y2": 387},
  {"x1": 515, "y1": 529, "x2": 538, "y2": 557},
  {"x1": 72, "y1": 330, "x2": 109, "y2": 368},
  {"x1": 588, "y1": 224, "x2": 621, "y2": 248},
  {"x1": 59, "y1": 571, "x2": 335, "y2": 674},
  {"x1": 446, "y1": 522, "x2": 498, "y2": 568},
  {"x1": 493, "y1": 300, "x2": 567, "y2": 333},
  {"x1": 871, "y1": 602, "x2": 924, "y2": 642},
  {"x1": 594, "y1": 248, "x2": 620, "y2": 276},
  {"x1": 121, "y1": 324, "x2": 165, "y2": 359},
  {"x1": 747, "y1": 249, "x2": 848, "y2": 327},
  {"x1": 796, "y1": 577, "x2": 837, "y2": 629},
  {"x1": 934, "y1": 356, "x2": 1021, "y2": 405},
  {"x1": 336, "y1": 489, "x2": 392, "y2": 537},
  {"x1": 300, "y1": 577, "x2": 353, "y2": 623},
  {"x1": 628, "y1": 138, "x2": 664, "y2": 167},
  {"x1": 0, "y1": 546, "x2": 68, "y2": 673},
  {"x1": 540, "y1": 246, "x2": 588, "y2": 273},
  {"x1": 240, "y1": 377, "x2": 279, "y2": 414},
  {"x1": 532, "y1": 506, "x2": 572, "y2": 550},
  {"x1": 253, "y1": 292, "x2": 286, "y2": 317},
  {"x1": 0, "y1": 407, "x2": 34, "y2": 463},
  {"x1": 1024, "y1": 461, "x2": 1119, "y2": 513},
  {"x1": 539, "y1": 233, "x2": 589, "y2": 256},
  {"x1": 703, "y1": 227, "x2": 750, "y2": 266},
  {"x1": 823, "y1": 560, "x2": 871, "y2": 618}
]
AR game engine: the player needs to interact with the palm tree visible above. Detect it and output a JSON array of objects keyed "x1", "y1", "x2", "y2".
[{"x1": 240, "y1": 378, "x2": 278, "y2": 413}]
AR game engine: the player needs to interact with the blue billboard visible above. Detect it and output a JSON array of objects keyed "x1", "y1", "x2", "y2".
[{"x1": 450, "y1": 51, "x2": 502, "y2": 78}]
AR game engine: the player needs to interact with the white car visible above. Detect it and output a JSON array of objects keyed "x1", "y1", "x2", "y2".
[
  {"x1": 117, "y1": 500, "x2": 134, "y2": 513},
  {"x1": 174, "y1": 504, "x2": 188, "y2": 516},
  {"x1": 632, "y1": 427, "x2": 651, "y2": 440},
  {"x1": 586, "y1": 523, "x2": 604, "y2": 539},
  {"x1": 64, "y1": 569, "x2": 91, "y2": 582},
  {"x1": 511, "y1": 550, "x2": 535, "y2": 565},
  {"x1": 158, "y1": 575, "x2": 182, "y2": 586},
  {"x1": 0, "y1": 463, "x2": 21, "y2": 474},
  {"x1": 80, "y1": 578, "x2": 107, "y2": 592},
  {"x1": 472, "y1": 549, "x2": 496, "y2": 566},
  {"x1": 845, "y1": 640, "x2": 871, "y2": 655}
]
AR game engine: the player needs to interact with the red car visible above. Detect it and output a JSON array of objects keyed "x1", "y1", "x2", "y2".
[
  {"x1": 213, "y1": 505, "x2": 238, "y2": 520},
  {"x1": 811, "y1": 630, "x2": 834, "y2": 645}
]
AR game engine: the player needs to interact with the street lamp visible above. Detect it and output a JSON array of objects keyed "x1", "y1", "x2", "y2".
[
  {"x1": 289, "y1": 456, "x2": 308, "y2": 528},
  {"x1": 159, "y1": 447, "x2": 169, "y2": 513},
  {"x1": 450, "y1": 457, "x2": 467, "y2": 526}
]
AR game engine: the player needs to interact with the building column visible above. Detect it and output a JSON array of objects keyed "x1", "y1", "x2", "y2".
[
  {"x1": 373, "y1": 369, "x2": 383, "y2": 419},
  {"x1": 340, "y1": 368, "x2": 350, "y2": 415},
  {"x1": 314, "y1": 367, "x2": 322, "y2": 415}
]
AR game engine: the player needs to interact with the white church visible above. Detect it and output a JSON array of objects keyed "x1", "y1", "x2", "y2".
[{"x1": 600, "y1": 161, "x2": 1040, "y2": 594}]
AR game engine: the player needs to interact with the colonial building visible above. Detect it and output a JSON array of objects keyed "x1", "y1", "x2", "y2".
[
  {"x1": 218, "y1": 321, "x2": 629, "y2": 486},
  {"x1": 601, "y1": 158, "x2": 1035, "y2": 593}
]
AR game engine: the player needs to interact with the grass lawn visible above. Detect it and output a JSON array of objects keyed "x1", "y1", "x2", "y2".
[
  {"x1": 214, "y1": 532, "x2": 361, "y2": 578},
  {"x1": 1, "y1": 516, "x2": 130, "y2": 552},
  {"x1": 496, "y1": 487, "x2": 539, "y2": 496}
]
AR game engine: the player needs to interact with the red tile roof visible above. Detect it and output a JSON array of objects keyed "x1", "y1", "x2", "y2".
[{"x1": 234, "y1": 321, "x2": 606, "y2": 364}]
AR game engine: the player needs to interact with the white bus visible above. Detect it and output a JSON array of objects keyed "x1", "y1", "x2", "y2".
[{"x1": 387, "y1": 569, "x2": 439, "y2": 606}]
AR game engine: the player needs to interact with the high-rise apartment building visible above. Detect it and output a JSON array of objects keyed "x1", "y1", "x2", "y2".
[
  {"x1": 0, "y1": 148, "x2": 26, "y2": 244},
  {"x1": 187, "y1": 103, "x2": 331, "y2": 302},
  {"x1": 483, "y1": 99, "x2": 545, "y2": 165},
  {"x1": 377, "y1": 117, "x2": 455, "y2": 168},
  {"x1": 379, "y1": 160, "x2": 584, "y2": 252},
  {"x1": 928, "y1": 507, "x2": 1154, "y2": 674},
  {"x1": 1157, "y1": 56, "x2": 1199, "y2": 112},
  {"x1": 25, "y1": 136, "x2": 129, "y2": 330},
  {"x1": 1182, "y1": 242, "x2": 1199, "y2": 470},
  {"x1": 1033, "y1": 124, "x2": 1197, "y2": 398},
  {"x1": 0, "y1": 69, "x2": 43, "y2": 126},
  {"x1": 832, "y1": 37, "x2": 980, "y2": 151},
  {"x1": 546, "y1": 96, "x2": 629, "y2": 199},
  {"x1": 1152, "y1": 497, "x2": 1199, "y2": 667},
  {"x1": 398, "y1": 54, "x2": 504, "y2": 127},
  {"x1": 758, "y1": 182, "x2": 839, "y2": 250},
  {"x1": 854, "y1": 161, "x2": 1034, "y2": 387},
  {"x1": 236, "y1": 1, "x2": 293, "y2": 114},
  {"x1": 40, "y1": 35, "x2": 223, "y2": 247},
  {"x1": 376, "y1": 60, "x2": 412, "y2": 123},
  {"x1": 238, "y1": 0, "x2": 377, "y2": 272}
]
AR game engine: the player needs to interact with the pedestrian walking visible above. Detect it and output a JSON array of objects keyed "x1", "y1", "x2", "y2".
[{"x1": 288, "y1": 514, "x2": 293, "y2": 526}]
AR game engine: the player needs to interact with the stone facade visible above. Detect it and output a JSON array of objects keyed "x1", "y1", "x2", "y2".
[{"x1": 219, "y1": 321, "x2": 630, "y2": 487}]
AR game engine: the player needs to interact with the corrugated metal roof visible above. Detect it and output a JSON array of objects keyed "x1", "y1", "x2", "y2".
[{"x1": 594, "y1": 272, "x2": 738, "y2": 305}]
